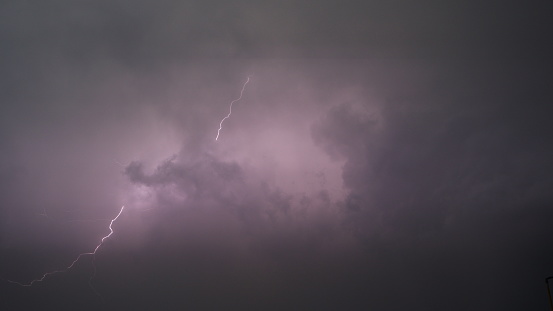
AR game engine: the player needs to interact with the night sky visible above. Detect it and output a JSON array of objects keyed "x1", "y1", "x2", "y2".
[{"x1": 1, "y1": 1, "x2": 552, "y2": 310}]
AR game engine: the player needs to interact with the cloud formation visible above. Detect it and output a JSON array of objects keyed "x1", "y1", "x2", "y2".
[{"x1": 1, "y1": 1, "x2": 552, "y2": 310}]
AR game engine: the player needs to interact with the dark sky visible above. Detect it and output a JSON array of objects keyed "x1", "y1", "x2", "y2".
[{"x1": 1, "y1": 1, "x2": 552, "y2": 310}]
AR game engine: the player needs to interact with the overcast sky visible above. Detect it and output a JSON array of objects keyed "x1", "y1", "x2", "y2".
[{"x1": 1, "y1": 1, "x2": 552, "y2": 310}]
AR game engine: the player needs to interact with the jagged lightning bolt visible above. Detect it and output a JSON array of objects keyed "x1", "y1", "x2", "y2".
[
  {"x1": 3, "y1": 206, "x2": 126, "y2": 296},
  {"x1": 215, "y1": 76, "x2": 251, "y2": 141}
]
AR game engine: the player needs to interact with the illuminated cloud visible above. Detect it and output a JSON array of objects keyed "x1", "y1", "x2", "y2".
[{"x1": 1, "y1": 1, "x2": 552, "y2": 311}]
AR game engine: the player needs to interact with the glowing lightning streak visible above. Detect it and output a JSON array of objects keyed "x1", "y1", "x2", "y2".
[
  {"x1": 4, "y1": 206, "x2": 126, "y2": 297},
  {"x1": 215, "y1": 76, "x2": 251, "y2": 141}
]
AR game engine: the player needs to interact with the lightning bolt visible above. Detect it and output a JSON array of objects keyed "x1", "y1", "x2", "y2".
[
  {"x1": 3, "y1": 205, "x2": 126, "y2": 298},
  {"x1": 215, "y1": 76, "x2": 251, "y2": 141},
  {"x1": 4, "y1": 76, "x2": 251, "y2": 298}
]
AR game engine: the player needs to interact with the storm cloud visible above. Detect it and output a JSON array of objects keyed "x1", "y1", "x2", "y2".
[{"x1": 1, "y1": 0, "x2": 553, "y2": 310}]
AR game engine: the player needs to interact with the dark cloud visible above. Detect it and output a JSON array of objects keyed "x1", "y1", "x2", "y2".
[
  {"x1": 1, "y1": 0, "x2": 553, "y2": 310},
  {"x1": 311, "y1": 61, "x2": 553, "y2": 310},
  {"x1": 2, "y1": 0, "x2": 551, "y2": 62}
]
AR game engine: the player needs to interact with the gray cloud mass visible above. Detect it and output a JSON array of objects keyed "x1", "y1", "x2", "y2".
[{"x1": 1, "y1": 0, "x2": 552, "y2": 310}]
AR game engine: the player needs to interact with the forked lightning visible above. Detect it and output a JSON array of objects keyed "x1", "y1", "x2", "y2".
[{"x1": 4, "y1": 206, "x2": 126, "y2": 298}]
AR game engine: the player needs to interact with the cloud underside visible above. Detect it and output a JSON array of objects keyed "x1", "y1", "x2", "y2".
[{"x1": 1, "y1": 1, "x2": 552, "y2": 310}]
